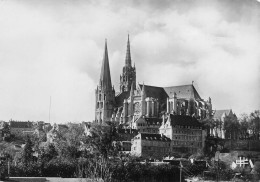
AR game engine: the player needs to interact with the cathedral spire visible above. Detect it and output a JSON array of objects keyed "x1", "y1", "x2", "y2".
[
  {"x1": 100, "y1": 40, "x2": 112, "y2": 90},
  {"x1": 125, "y1": 34, "x2": 132, "y2": 67}
]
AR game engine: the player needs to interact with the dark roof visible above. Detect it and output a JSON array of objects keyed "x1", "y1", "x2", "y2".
[
  {"x1": 163, "y1": 84, "x2": 201, "y2": 99},
  {"x1": 169, "y1": 115, "x2": 202, "y2": 127},
  {"x1": 139, "y1": 84, "x2": 168, "y2": 102},
  {"x1": 140, "y1": 133, "x2": 171, "y2": 141},
  {"x1": 9, "y1": 121, "x2": 33, "y2": 128},
  {"x1": 213, "y1": 110, "x2": 232, "y2": 120},
  {"x1": 58, "y1": 124, "x2": 68, "y2": 130},
  {"x1": 145, "y1": 118, "x2": 163, "y2": 125},
  {"x1": 139, "y1": 84, "x2": 201, "y2": 102},
  {"x1": 115, "y1": 91, "x2": 130, "y2": 107},
  {"x1": 117, "y1": 128, "x2": 138, "y2": 141}
]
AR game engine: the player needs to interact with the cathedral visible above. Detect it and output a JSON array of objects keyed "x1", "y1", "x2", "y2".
[{"x1": 94, "y1": 35, "x2": 213, "y2": 129}]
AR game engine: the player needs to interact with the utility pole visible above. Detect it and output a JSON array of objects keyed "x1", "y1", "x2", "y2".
[
  {"x1": 215, "y1": 151, "x2": 220, "y2": 182},
  {"x1": 49, "y1": 96, "x2": 51, "y2": 123},
  {"x1": 8, "y1": 159, "x2": 10, "y2": 177},
  {"x1": 180, "y1": 166, "x2": 182, "y2": 182},
  {"x1": 180, "y1": 161, "x2": 183, "y2": 182}
]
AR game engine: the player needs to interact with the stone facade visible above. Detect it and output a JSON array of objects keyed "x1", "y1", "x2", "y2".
[
  {"x1": 159, "y1": 114, "x2": 206, "y2": 154},
  {"x1": 131, "y1": 133, "x2": 171, "y2": 159}
]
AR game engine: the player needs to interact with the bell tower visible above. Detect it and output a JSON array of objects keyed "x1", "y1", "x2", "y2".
[
  {"x1": 95, "y1": 40, "x2": 115, "y2": 124},
  {"x1": 120, "y1": 35, "x2": 136, "y2": 92}
]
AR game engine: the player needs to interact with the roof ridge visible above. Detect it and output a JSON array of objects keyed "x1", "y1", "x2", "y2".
[{"x1": 163, "y1": 84, "x2": 193, "y2": 88}]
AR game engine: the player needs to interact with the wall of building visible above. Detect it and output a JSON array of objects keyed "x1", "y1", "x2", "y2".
[
  {"x1": 10, "y1": 128, "x2": 34, "y2": 137},
  {"x1": 131, "y1": 137, "x2": 142, "y2": 157},
  {"x1": 160, "y1": 124, "x2": 204, "y2": 154},
  {"x1": 224, "y1": 139, "x2": 260, "y2": 152}
]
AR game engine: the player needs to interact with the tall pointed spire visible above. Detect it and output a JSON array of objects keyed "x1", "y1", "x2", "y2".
[
  {"x1": 125, "y1": 34, "x2": 132, "y2": 67},
  {"x1": 100, "y1": 39, "x2": 112, "y2": 90}
]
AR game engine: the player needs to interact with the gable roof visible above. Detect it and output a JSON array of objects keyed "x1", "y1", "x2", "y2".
[
  {"x1": 213, "y1": 109, "x2": 232, "y2": 120},
  {"x1": 145, "y1": 118, "x2": 163, "y2": 125},
  {"x1": 57, "y1": 124, "x2": 69, "y2": 130},
  {"x1": 115, "y1": 91, "x2": 130, "y2": 107},
  {"x1": 139, "y1": 84, "x2": 201, "y2": 101},
  {"x1": 168, "y1": 114, "x2": 202, "y2": 127},
  {"x1": 139, "y1": 84, "x2": 168, "y2": 102},
  {"x1": 163, "y1": 85, "x2": 201, "y2": 100},
  {"x1": 9, "y1": 121, "x2": 33, "y2": 128}
]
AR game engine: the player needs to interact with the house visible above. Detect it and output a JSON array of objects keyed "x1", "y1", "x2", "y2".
[
  {"x1": 116, "y1": 128, "x2": 138, "y2": 153},
  {"x1": 131, "y1": 133, "x2": 171, "y2": 159},
  {"x1": 9, "y1": 120, "x2": 34, "y2": 138},
  {"x1": 159, "y1": 114, "x2": 206, "y2": 154}
]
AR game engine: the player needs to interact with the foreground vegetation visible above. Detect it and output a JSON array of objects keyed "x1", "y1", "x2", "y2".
[{"x1": 0, "y1": 110, "x2": 260, "y2": 181}]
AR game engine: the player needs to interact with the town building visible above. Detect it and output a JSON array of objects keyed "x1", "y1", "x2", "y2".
[
  {"x1": 131, "y1": 133, "x2": 171, "y2": 159},
  {"x1": 116, "y1": 128, "x2": 138, "y2": 153},
  {"x1": 159, "y1": 114, "x2": 206, "y2": 154},
  {"x1": 9, "y1": 120, "x2": 34, "y2": 138},
  {"x1": 212, "y1": 109, "x2": 237, "y2": 139}
]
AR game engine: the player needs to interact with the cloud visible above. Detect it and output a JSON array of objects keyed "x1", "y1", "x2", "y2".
[{"x1": 0, "y1": 0, "x2": 259, "y2": 122}]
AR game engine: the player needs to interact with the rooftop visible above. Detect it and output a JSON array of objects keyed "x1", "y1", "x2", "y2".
[{"x1": 168, "y1": 114, "x2": 202, "y2": 127}]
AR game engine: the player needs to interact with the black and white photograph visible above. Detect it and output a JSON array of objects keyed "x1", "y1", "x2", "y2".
[{"x1": 0, "y1": 0, "x2": 259, "y2": 181}]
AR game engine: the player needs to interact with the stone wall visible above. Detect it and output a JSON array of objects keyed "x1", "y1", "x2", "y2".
[{"x1": 224, "y1": 139, "x2": 260, "y2": 152}]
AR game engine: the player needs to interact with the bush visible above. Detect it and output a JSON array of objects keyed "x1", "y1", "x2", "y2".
[{"x1": 111, "y1": 162, "x2": 181, "y2": 182}]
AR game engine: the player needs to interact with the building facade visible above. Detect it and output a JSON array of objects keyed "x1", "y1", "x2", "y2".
[
  {"x1": 9, "y1": 120, "x2": 34, "y2": 137},
  {"x1": 159, "y1": 114, "x2": 206, "y2": 154},
  {"x1": 131, "y1": 133, "x2": 171, "y2": 159}
]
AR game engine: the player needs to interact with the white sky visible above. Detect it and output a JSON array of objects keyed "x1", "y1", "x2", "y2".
[{"x1": 0, "y1": 0, "x2": 259, "y2": 123}]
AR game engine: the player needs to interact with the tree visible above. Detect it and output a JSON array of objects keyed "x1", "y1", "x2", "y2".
[
  {"x1": 238, "y1": 113, "x2": 250, "y2": 139},
  {"x1": 84, "y1": 122, "x2": 119, "y2": 159},
  {"x1": 1, "y1": 122, "x2": 10, "y2": 137},
  {"x1": 21, "y1": 136, "x2": 34, "y2": 165},
  {"x1": 208, "y1": 161, "x2": 234, "y2": 181},
  {"x1": 249, "y1": 110, "x2": 260, "y2": 140},
  {"x1": 224, "y1": 115, "x2": 239, "y2": 139},
  {"x1": 81, "y1": 122, "x2": 120, "y2": 181},
  {"x1": 201, "y1": 118, "x2": 216, "y2": 137},
  {"x1": 39, "y1": 143, "x2": 58, "y2": 162}
]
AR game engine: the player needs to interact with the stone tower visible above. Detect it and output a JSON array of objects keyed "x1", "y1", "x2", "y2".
[
  {"x1": 95, "y1": 40, "x2": 115, "y2": 124},
  {"x1": 120, "y1": 35, "x2": 136, "y2": 92}
]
